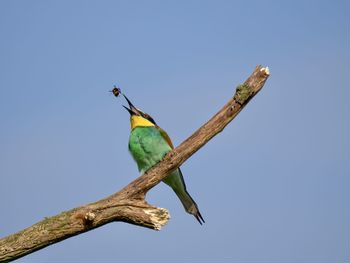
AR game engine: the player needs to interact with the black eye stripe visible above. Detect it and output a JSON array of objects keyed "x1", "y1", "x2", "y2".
[
  {"x1": 148, "y1": 117, "x2": 156, "y2": 125},
  {"x1": 142, "y1": 113, "x2": 156, "y2": 125}
]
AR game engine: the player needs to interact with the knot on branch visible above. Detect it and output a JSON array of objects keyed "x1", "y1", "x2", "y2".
[
  {"x1": 73, "y1": 210, "x2": 97, "y2": 227},
  {"x1": 84, "y1": 211, "x2": 96, "y2": 222}
]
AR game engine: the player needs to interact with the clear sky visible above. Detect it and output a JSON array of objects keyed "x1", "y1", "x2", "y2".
[{"x1": 1, "y1": 1, "x2": 349, "y2": 262}]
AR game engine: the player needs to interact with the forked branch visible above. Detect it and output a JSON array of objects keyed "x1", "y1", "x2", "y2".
[{"x1": 0, "y1": 65, "x2": 270, "y2": 262}]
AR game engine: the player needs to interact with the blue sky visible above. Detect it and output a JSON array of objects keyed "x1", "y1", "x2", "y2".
[{"x1": 1, "y1": 1, "x2": 349, "y2": 262}]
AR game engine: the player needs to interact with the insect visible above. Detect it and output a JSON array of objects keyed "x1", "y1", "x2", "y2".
[{"x1": 110, "y1": 85, "x2": 121, "y2": 97}]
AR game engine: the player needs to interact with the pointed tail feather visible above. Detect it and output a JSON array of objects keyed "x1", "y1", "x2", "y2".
[
  {"x1": 163, "y1": 168, "x2": 205, "y2": 224},
  {"x1": 194, "y1": 209, "x2": 205, "y2": 225},
  {"x1": 176, "y1": 189, "x2": 205, "y2": 225}
]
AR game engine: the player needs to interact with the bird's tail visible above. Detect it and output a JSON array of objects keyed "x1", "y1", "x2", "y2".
[
  {"x1": 175, "y1": 188, "x2": 205, "y2": 225},
  {"x1": 163, "y1": 168, "x2": 205, "y2": 224}
]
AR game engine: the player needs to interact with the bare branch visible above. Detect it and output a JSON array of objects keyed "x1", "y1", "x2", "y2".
[{"x1": 0, "y1": 65, "x2": 269, "y2": 262}]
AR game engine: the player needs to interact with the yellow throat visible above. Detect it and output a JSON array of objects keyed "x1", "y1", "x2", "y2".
[{"x1": 131, "y1": 115, "x2": 155, "y2": 129}]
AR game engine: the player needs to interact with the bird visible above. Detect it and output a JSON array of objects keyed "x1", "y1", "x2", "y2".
[{"x1": 121, "y1": 94, "x2": 204, "y2": 224}]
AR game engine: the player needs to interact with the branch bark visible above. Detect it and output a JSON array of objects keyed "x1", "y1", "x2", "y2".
[{"x1": 0, "y1": 65, "x2": 270, "y2": 262}]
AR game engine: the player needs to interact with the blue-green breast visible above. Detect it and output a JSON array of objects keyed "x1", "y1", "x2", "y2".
[{"x1": 129, "y1": 126, "x2": 172, "y2": 173}]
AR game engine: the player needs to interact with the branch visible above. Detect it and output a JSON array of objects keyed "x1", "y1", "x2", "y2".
[{"x1": 0, "y1": 65, "x2": 270, "y2": 262}]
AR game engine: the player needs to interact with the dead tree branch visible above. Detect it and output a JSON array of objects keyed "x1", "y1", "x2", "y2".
[{"x1": 0, "y1": 65, "x2": 270, "y2": 262}]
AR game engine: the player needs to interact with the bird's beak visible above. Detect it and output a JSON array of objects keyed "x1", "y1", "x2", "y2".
[{"x1": 122, "y1": 94, "x2": 141, "y2": 116}]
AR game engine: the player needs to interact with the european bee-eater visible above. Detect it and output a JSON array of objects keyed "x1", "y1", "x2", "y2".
[{"x1": 122, "y1": 94, "x2": 204, "y2": 224}]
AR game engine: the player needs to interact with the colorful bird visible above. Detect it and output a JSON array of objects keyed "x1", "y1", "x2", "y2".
[{"x1": 121, "y1": 94, "x2": 204, "y2": 224}]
